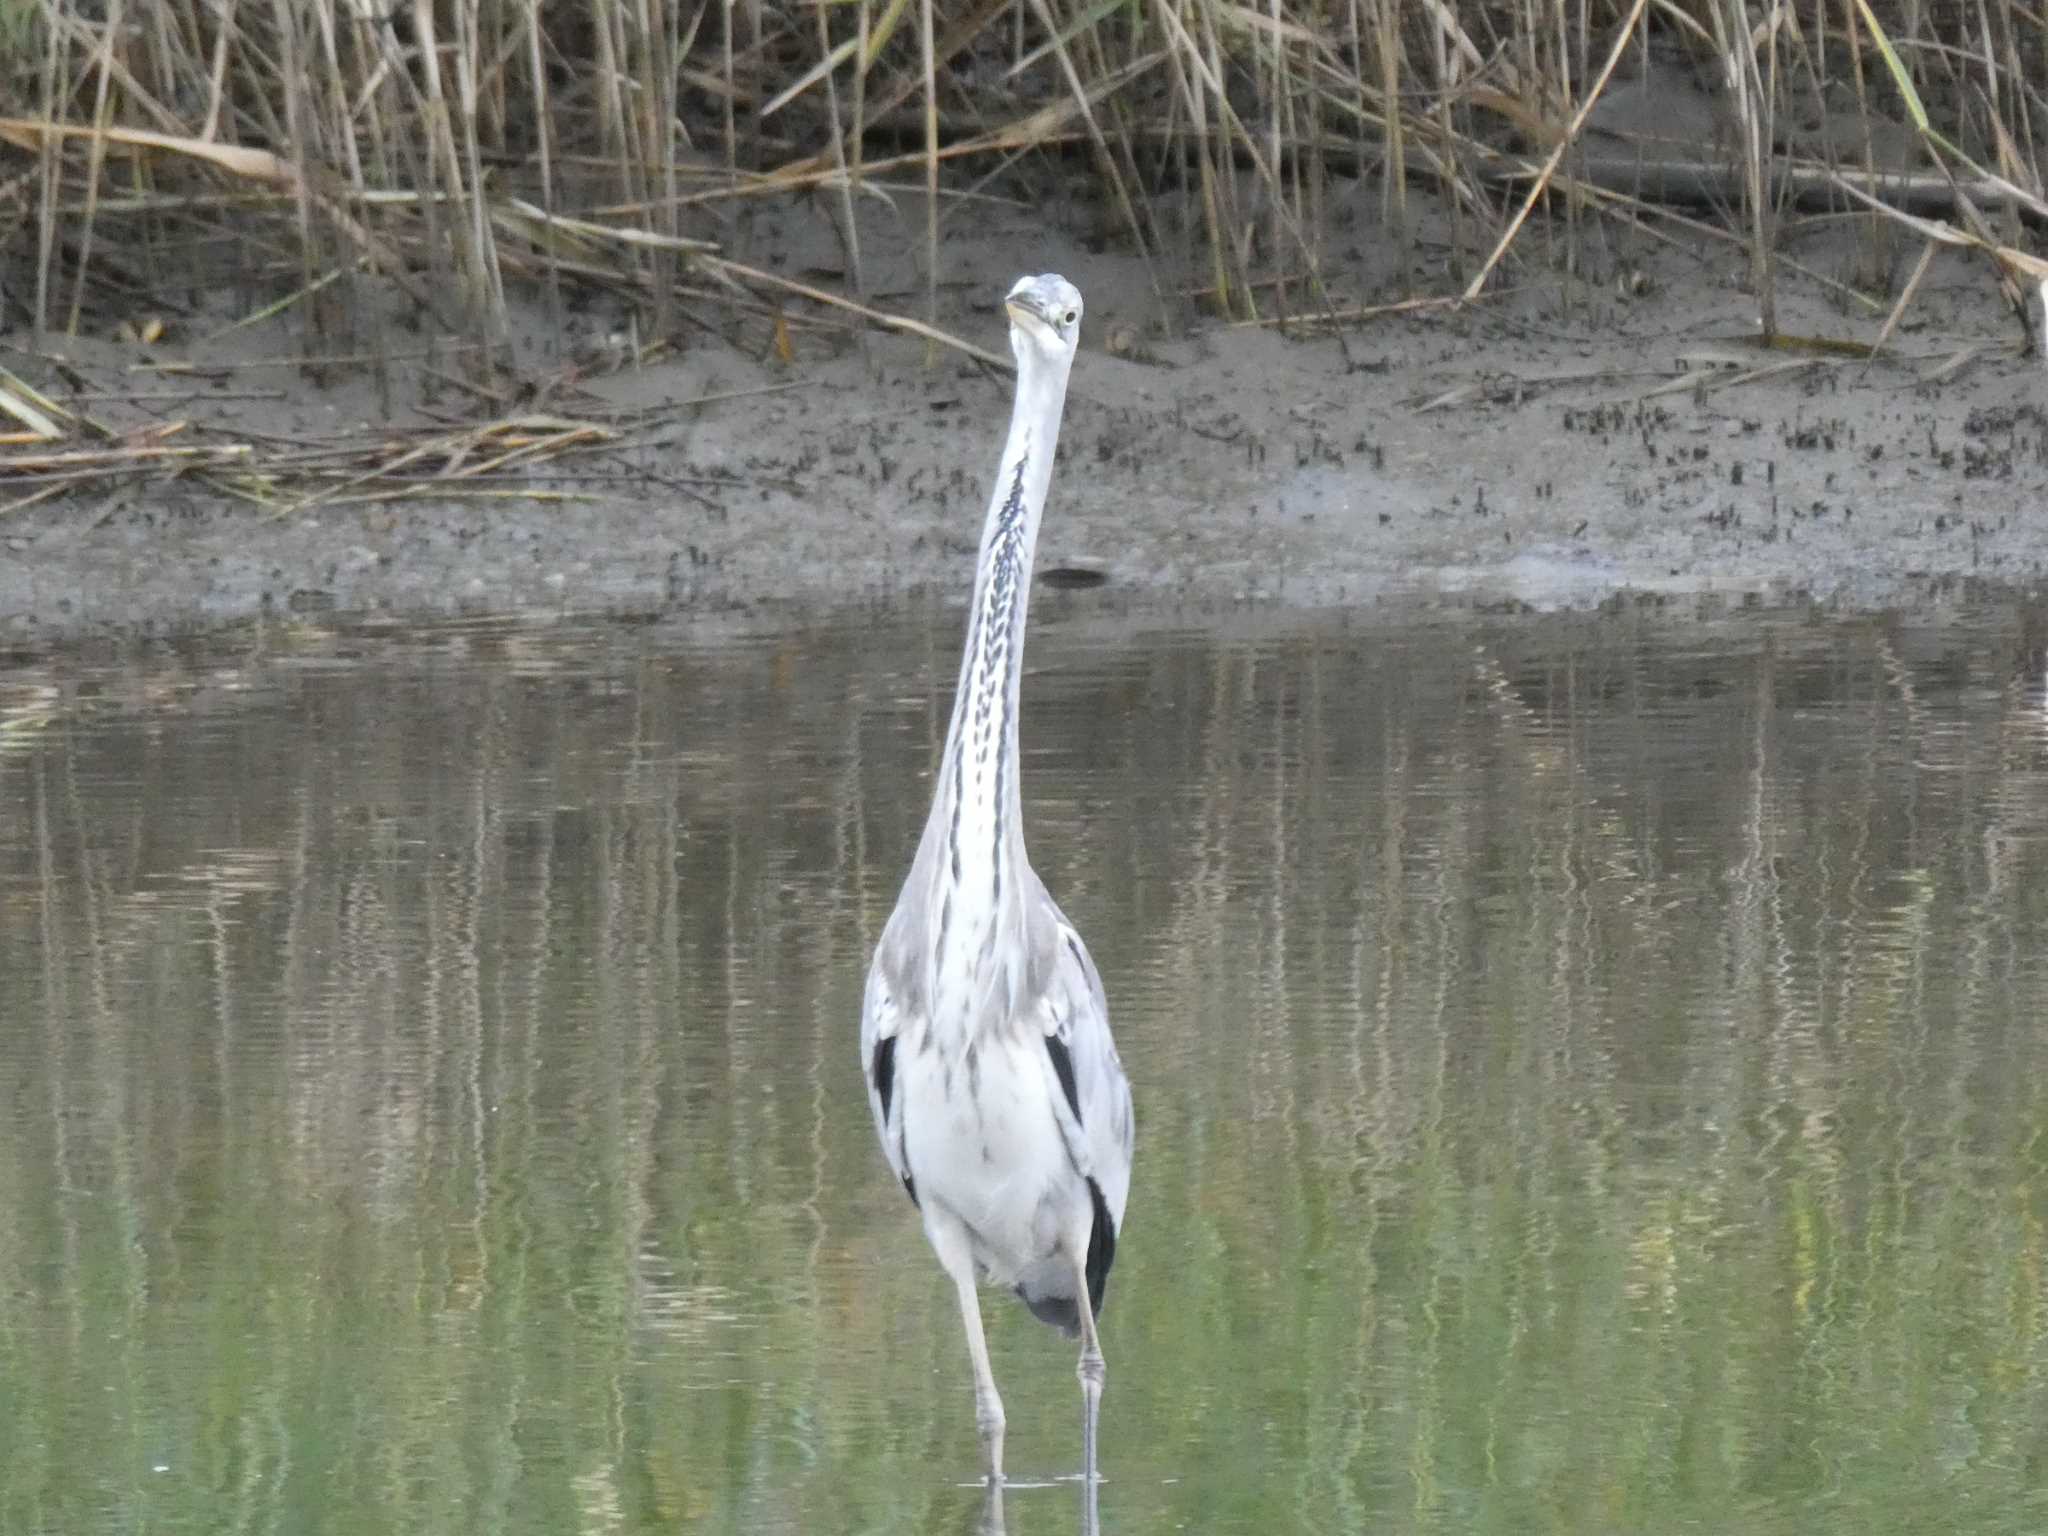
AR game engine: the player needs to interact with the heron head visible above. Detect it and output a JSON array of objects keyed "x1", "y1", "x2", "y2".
[{"x1": 1003, "y1": 273, "x2": 1083, "y2": 366}]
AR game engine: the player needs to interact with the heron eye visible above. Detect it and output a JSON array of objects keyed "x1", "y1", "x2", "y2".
[{"x1": 1061, "y1": 309, "x2": 1077, "y2": 326}]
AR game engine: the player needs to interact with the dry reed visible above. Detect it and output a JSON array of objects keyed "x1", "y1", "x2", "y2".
[{"x1": 2, "y1": 0, "x2": 2046, "y2": 496}]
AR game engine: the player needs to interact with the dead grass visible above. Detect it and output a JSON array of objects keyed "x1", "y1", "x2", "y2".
[
  {"x1": 2, "y1": 0, "x2": 2046, "y2": 504},
  {"x1": 0, "y1": 351, "x2": 637, "y2": 517}
]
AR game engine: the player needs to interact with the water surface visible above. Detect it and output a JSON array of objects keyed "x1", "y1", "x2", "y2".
[{"x1": 5, "y1": 601, "x2": 2048, "y2": 1534}]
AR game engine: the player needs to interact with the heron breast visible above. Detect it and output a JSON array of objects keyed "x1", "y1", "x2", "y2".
[{"x1": 901, "y1": 1036, "x2": 1076, "y2": 1270}]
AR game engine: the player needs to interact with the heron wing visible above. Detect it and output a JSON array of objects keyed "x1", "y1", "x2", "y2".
[
  {"x1": 860, "y1": 926, "x2": 917, "y2": 1206},
  {"x1": 1041, "y1": 909, "x2": 1135, "y2": 1234}
]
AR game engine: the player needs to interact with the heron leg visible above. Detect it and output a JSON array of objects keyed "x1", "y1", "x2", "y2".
[
  {"x1": 1070, "y1": 1251, "x2": 1106, "y2": 1488},
  {"x1": 949, "y1": 1265, "x2": 1006, "y2": 1482},
  {"x1": 919, "y1": 1215, "x2": 1004, "y2": 1484}
]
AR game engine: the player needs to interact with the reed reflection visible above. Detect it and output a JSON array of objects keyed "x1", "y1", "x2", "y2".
[{"x1": 2, "y1": 603, "x2": 2046, "y2": 1535}]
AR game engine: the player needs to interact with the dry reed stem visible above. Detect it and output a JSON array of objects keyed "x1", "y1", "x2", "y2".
[
  {"x1": 0, "y1": 404, "x2": 633, "y2": 512},
  {"x1": 1463, "y1": 0, "x2": 1649, "y2": 301},
  {"x1": 1826, "y1": 166, "x2": 2048, "y2": 323},
  {"x1": 0, "y1": 366, "x2": 68, "y2": 438},
  {"x1": 1714, "y1": 0, "x2": 1779, "y2": 338},
  {"x1": 1027, "y1": 0, "x2": 1154, "y2": 284},
  {"x1": 1863, "y1": 238, "x2": 1939, "y2": 369},
  {"x1": 8, "y1": 0, "x2": 2047, "y2": 399},
  {"x1": 696, "y1": 254, "x2": 1009, "y2": 369},
  {"x1": 811, "y1": 0, "x2": 867, "y2": 329}
]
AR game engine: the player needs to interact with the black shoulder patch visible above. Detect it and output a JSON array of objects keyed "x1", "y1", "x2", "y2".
[
  {"x1": 903, "y1": 1172, "x2": 919, "y2": 1208},
  {"x1": 1085, "y1": 1176, "x2": 1116, "y2": 1317},
  {"x1": 872, "y1": 1036, "x2": 897, "y2": 1120},
  {"x1": 876, "y1": 1038, "x2": 916, "y2": 1207},
  {"x1": 1046, "y1": 1033, "x2": 1081, "y2": 1124}
]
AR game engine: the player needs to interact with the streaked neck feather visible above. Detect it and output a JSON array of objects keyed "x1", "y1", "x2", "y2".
[{"x1": 913, "y1": 354, "x2": 1071, "y2": 1036}]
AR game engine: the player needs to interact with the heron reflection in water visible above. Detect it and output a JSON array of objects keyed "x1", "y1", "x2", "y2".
[{"x1": 859, "y1": 274, "x2": 1135, "y2": 1530}]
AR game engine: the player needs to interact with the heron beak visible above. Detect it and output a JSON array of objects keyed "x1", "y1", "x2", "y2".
[{"x1": 1004, "y1": 294, "x2": 1049, "y2": 328}]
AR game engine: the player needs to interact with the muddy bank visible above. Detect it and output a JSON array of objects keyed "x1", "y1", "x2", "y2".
[{"x1": 5, "y1": 187, "x2": 2046, "y2": 647}]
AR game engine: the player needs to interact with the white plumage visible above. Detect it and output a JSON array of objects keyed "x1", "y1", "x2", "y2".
[{"x1": 859, "y1": 274, "x2": 1134, "y2": 1491}]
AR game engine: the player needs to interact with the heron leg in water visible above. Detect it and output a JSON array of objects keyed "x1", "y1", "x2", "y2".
[
  {"x1": 932, "y1": 1220, "x2": 1007, "y2": 1481},
  {"x1": 954, "y1": 1271, "x2": 1007, "y2": 1481},
  {"x1": 1071, "y1": 1250, "x2": 1106, "y2": 1488}
]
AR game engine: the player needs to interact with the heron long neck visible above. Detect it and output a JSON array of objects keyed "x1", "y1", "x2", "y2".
[{"x1": 924, "y1": 352, "x2": 1072, "y2": 947}]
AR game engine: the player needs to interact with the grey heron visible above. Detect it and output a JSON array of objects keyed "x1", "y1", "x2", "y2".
[{"x1": 859, "y1": 273, "x2": 1135, "y2": 1491}]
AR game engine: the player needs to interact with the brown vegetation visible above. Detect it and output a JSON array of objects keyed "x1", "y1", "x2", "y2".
[{"x1": 2, "y1": 0, "x2": 2046, "y2": 509}]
